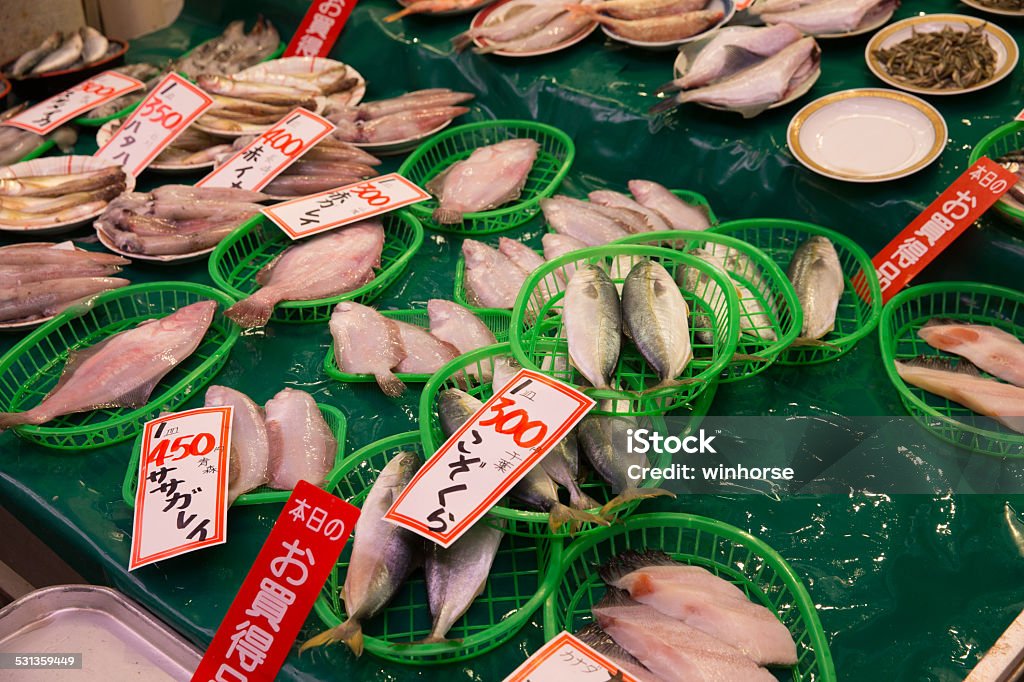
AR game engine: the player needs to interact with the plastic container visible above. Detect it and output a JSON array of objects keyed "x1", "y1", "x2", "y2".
[
  {"x1": 544, "y1": 512, "x2": 836, "y2": 682},
  {"x1": 613, "y1": 230, "x2": 801, "y2": 382},
  {"x1": 208, "y1": 211, "x2": 424, "y2": 324},
  {"x1": 879, "y1": 281, "x2": 1024, "y2": 457},
  {"x1": 711, "y1": 219, "x2": 882, "y2": 365},
  {"x1": 323, "y1": 308, "x2": 512, "y2": 384},
  {"x1": 121, "y1": 403, "x2": 348, "y2": 507},
  {"x1": 0, "y1": 283, "x2": 240, "y2": 450},
  {"x1": 74, "y1": 99, "x2": 142, "y2": 127},
  {"x1": 398, "y1": 120, "x2": 575, "y2": 235},
  {"x1": 418, "y1": 342, "x2": 717, "y2": 537},
  {"x1": 510, "y1": 245, "x2": 739, "y2": 416},
  {"x1": 312, "y1": 430, "x2": 559, "y2": 664},
  {"x1": 969, "y1": 121, "x2": 1024, "y2": 229}
]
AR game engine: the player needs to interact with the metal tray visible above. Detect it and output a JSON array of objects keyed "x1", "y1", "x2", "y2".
[{"x1": 0, "y1": 585, "x2": 200, "y2": 680}]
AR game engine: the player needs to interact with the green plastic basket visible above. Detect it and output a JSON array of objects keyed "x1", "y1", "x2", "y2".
[
  {"x1": 969, "y1": 121, "x2": 1024, "y2": 230},
  {"x1": 121, "y1": 403, "x2": 348, "y2": 507},
  {"x1": 0, "y1": 282, "x2": 240, "y2": 450},
  {"x1": 312, "y1": 430, "x2": 559, "y2": 664},
  {"x1": 418, "y1": 342, "x2": 717, "y2": 538},
  {"x1": 74, "y1": 99, "x2": 142, "y2": 127},
  {"x1": 879, "y1": 281, "x2": 1024, "y2": 457},
  {"x1": 543, "y1": 512, "x2": 836, "y2": 682},
  {"x1": 208, "y1": 211, "x2": 424, "y2": 324},
  {"x1": 509, "y1": 245, "x2": 739, "y2": 416},
  {"x1": 324, "y1": 307, "x2": 512, "y2": 384},
  {"x1": 613, "y1": 230, "x2": 801, "y2": 383},
  {"x1": 397, "y1": 119, "x2": 575, "y2": 235},
  {"x1": 711, "y1": 219, "x2": 882, "y2": 365}
]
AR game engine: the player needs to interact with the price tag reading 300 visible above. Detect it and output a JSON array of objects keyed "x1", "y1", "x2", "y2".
[
  {"x1": 129, "y1": 406, "x2": 232, "y2": 571},
  {"x1": 2, "y1": 71, "x2": 144, "y2": 135},
  {"x1": 385, "y1": 370, "x2": 595, "y2": 548}
]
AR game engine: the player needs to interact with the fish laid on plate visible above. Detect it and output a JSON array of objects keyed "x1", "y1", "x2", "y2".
[
  {"x1": 453, "y1": 0, "x2": 595, "y2": 55},
  {"x1": 174, "y1": 18, "x2": 281, "y2": 79},
  {"x1": 0, "y1": 165, "x2": 127, "y2": 225},
  {"x1": 622, "y1": 259, "x2": 692, "y2": 386},
  {"x1": 428, "y1": 139, "x2": 539, "y2": 224},
  {"x1": 226, "y1": 221, "x2": 384, "y2": 328},
  {"x1": 0, "y1": 277, "x2": 129, "y2": 324},
  {"x1": 385, "y1": 0, "x2": 493, "y2": 21},
  {"x1": 205, "y1": 385, "x2": 270, "y2": 504},
  {"x1": 568, "y1": 6, "x2": 722, "y2": 43},
  {"x1": 918, "y1": 319, "x2": 1024, "y2": 388},
  {"x1": 671, "y1": 23, "x2": 804, "y2": 90},
  {"x1": 581, "y1": 0, "x2": 708, "y2": 20},
  {"x1": 0, "y1": 244, "x2": 128, "y2": 287},
  {"x1": 302, "y1": 451, "x2": 424, "y2": 655},
  {"x1": 462, "y1": 239, "x2": 529, "y2": 309},
  {"x1": 564, "y1": 264, "x2": 621, "y2": 389},
  {"x1": 0, "y1": 301, "x2": 217, "y2": 430},
  {"x1": 265, "y1": 388, "x2": 336, "y2": 489},
  {"x1": 579, "y1": 412, "x2": 674, "y2": 513},
  {"x1": 755, "y1": 0, "x2": 896, "y2": 36},
  {"x1": 326, "y1": 89, "x2": 474, "y2": 144},
  {"x1": 787, "y1": 235, "x2": 844, "y2": 341}
]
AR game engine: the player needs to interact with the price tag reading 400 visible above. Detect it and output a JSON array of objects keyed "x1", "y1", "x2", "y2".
[
  {"x1": 385, "y1": 370, "x2": 595, "y2": 548},
  {"x1": 129, "y1": 406, "x2": 232, "y2": 571},
  {"x1": 95, "y1": 73, "x2": 213, "y2": 178},
  {"x1": 504, "y1": 632, "x2": 641, "y2": 682}
]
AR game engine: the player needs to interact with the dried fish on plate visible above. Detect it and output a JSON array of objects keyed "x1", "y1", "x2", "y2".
[
  {"x1": 871, "y1": 24, "x2": 998, "y2": 91},
  {"x1": 5, "y1": 27, "x2": 118, "y2": 78},
  {"x1": 385, "y1": 0, "x2": 496, "y2": 21},
  {"x1": 325, "y1": 89, "x2": 473, "y2": 147},
  {"x1": 569, "y1": 4, "x2": 724, "y2": 45},
  {"x1": 668, "y1": 23, "x2": 803, "y2": 90},
  {"x1": 753, "y1": 0, "x2": 897, "y2": 37},
  {"x1": 456, "y1": 0, "x2": 598, "y2": 56},
  {"x1": 0, "y1": 159, "x2": 130, "y2": 231},
  {"x1": 175, "y1": 18, "x2": 281, "y2": 79}
]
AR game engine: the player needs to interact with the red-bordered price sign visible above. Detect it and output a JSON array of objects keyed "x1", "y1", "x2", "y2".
[
  {"x1": 2, "y1": 71, "x2": 144, "y2": 135},
  {"x1": 283, "y1": 0, "x2": 358, "y2": 58},
  {"x1": 504, "y1": 632, "x2": 641, "y2": 682}
]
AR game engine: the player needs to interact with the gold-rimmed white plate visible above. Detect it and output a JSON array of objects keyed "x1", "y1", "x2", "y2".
[
  {"x1": 960, "y1": 0, "x2": 1024, "y2": 17},
  {"x1": 866, "y1": 14, "x2": 1018, "y2": 95},
  {"x1": 787, "y1": 88, "x2": 947, "y2": 183}
]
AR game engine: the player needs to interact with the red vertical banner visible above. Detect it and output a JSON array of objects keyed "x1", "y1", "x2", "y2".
[
  {"x1": 283, "y1": 0, "x2": 358, "y2": 58},
  {"x1": 191, "y1": 481, "x2": 359, "y2": 682}
]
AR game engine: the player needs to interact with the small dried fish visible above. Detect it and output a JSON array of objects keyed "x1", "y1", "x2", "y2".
[{"x1": 873, "y1": 24, "x2": 997, "y2": 90}]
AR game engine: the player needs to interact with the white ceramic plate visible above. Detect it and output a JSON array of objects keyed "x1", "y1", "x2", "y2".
[
  {"x1": 95, "y1": 228, "x2": 218, "y2": 264},
  {"x1": 235, "y1": 57, "x2": 366, "y2": 107},
  {"x1": 470, "y1": 0, "x2": 599, "y2": 57},
  {"x1": 960, "y1": 0, "x2": 1024, "y2": 17},
  {"x1": 0, "y1": 156, "x2": 134, "y2": 234},
  {"x1": 601, "y1": 0, "x2": 735, "y2": 51},
  {"x1": 787, "y1": 88, "x2": 947, "y2": 183},
  {"x1": 396, "y1": 0, "x2": 499, "y2": 16},
  {"x1": 96, "y1": 121, "x2": 219, "y2": 173},
  {"x1": 866, "y1": 14, "x2": 1018, "y2": 96}
]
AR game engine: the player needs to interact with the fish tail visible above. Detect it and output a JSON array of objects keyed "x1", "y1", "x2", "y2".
[
  {"x1": 565, "y1": 3, "x2": 596, "y2": 17},
  {"x1": 432, "y1": 206, "x2": 464, "y2": 224},
  {"x1": 383, "y1": 6, "x2": 415, "y2": 21},
  {"x1": 0, "y1": 408, "x2": 48, "y2": 431},
  {"x1": 789, "y1": 337, "x2": 841, "y2": 350},
  {"x1": 451, "y1": 31, "x2": 474, "y2": 52},
  {"x1": 547, "y1": 502, "x2": 609, "y2": 534},
  {"x1": 567, "y1": 482, "x2": 602, "y2": 511},
  {"x1": 600, "y1": 487, "x2": 675, "y2": 517},
  {"x1": 655, "y1": 79, "x2": 685, "y2": 95},
  {"x1": 642, "y1": 377, "x2": 699, "y2": 394},
  {"x1": 376, "y1": 371, "x2": 407, "y2": 398},
  {"x1": 730, "y1": 352, "x2": 770, "y2": 363},
  {"x1": 300, "y1": 619, "x2": 364, "y2": 655},
  {"x1": 648, "y1": 95, "x2": 682, "y2": 115},
  {"x1": 225, "y1": 291, "x2": 278, "y2": 328}
]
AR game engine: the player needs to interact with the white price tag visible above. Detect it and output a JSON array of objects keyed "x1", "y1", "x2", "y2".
[
  {"x1": 2, "y1": 71, "x2": 144, "y2": 135},
  {"x1": 261, "y1": 172, "x2": 430, "y2": 240},
  {"x1": 504, "y1": 632, "x2": 641, "y2": 682},
  {"x1": 129, "y1": 406, "x2": 232, "y2": 571},
  {"x1": 94, "y1": 73, "x2": 213, "y2": 178},
  {"x1": 196, "y1": 108, "x2": 336, "y2": 191},
  {"x1": 385, "y1": 370, "x2": 595, "y2": 548}
]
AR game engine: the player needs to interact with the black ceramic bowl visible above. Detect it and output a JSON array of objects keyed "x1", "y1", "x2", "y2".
[{"x1": 3, "y1": 38, "x2": 129, "y2": 101}]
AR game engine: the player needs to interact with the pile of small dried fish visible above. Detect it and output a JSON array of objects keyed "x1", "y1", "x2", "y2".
[
  {"x1": 330, "y1": 299, "x2": 496, "y2": 396},
  {"x1": 0, "y1": 300, "x2": 217, "y2": 430},
  {"x1": 95, "y1": 186, "x2": 264, "y2": 257},
  {"x1": 452, "y1": 0, "x2": 597, "y2": 54},
  {"x1": 973, "y1": 0, "x2": 1024, "y2": 9},
  {"x1": 5, "y1": 27, "x2": 115, "y2": 78},
  {"x1": 385, "y1": 0, "x2": 494, "y2": 21},
  {"x1": 225, "y1": 220, "x2": 386, "y2": 328},
  {"x1": 82, "y1": 63, "x2": 164, "y2": 120},
  {"x1": 873, "y1": 24, "x2": 997, "y2": 90},
  {"x1": 174, "y1": 18, "x2": 280, "y2": 79},
  {"x1": 0, "y1": 165, "x2": 126, "y2": 225},
  {"x1": 581, "y1": 549, "x2": 798, "y2": 680},
  {"x1": 786, "y1": 235, "x2": 844, "y2": 341},
  {"x1": 206, "y1": 385, "x2": 336, "y2": 504},
  {"x1": 325, "y1": 89, "x2": 473, "y2": 144},
  {"x1": 568, "y1": 1, "x2": 722, "y2": 44},
  {"x1": 429, "y1": 138, "x2": 539, "y2": 223},
  {"x1": 0, "y1": 244, "x2": 129, "y2": 324},
  {"x1": 753, "y1": 0, "x2": 896, "y2": 36},
  {"x1": 0, "y1": 104, "x2": 78, "y2": 166}
]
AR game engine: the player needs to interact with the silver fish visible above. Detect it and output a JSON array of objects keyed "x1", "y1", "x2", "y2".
[
  {"x1": 0, "y1": 245, "x2": 128, "y2": 267},
  {"x1": 392, "y1": 320, "x2": 460, "y2": 374},
  {"x1": 205, "y1": 386, "x2": 269, "y2": 505},
  {"x1": 540, "y1": 430, "x2": 600, "y2": 511},
  {"x1": 542, "y1": 196, "x2": 630, "y2": 246},
  {"x1": 787, "y1": 235, "x2": 844, "y2": 340},
  {"x1": 265, "y1": 388, "x2": 336, "y2": 489},
  {"x1": 331, "y1": 302, "x2": 406, "y2": 397},
  {"x1": 429, "y1": 139, "x2": 539, "y2": 224},
  {"x1": 0, "y1": 166, "x2": 126, "y2": 199},
  {"x1": 452, "y1": 1, "x2": 568, "y2": 51},
  {"x1": 0, "y1": 261, "x2": 123, "y2": 287},
  {"x1": 564, "y1": 265, "x2": 621, "y2": 390},
  {"x1": 685, "y1": 247, "x2": 777, "y2": 341},
  {"x1": 9, "y1": 32, "x2": 63, "y2": 78},
  {"x1": 0, "y1": 277, "x2": 128, "y2": 323},
  {"x1": 667, "y1": 23, "x2": 803, "y2": 90},
  {"x1": 427, "y1": 299, "x2": 497, "y2": 354},
  {"x1": 31, "y1": 31, "x2": 83, "y2": 74},
  {"x1": 622, "y1": 259, "x2": 691, "y2": 386},
  {"x1": 462, "y1": 239, "x2": 528, "y2": 309},
  {"x1": 79, "y1": 26, "x2": 109, "y2": 64},
  {"x1": 919, "y1": 319, "x2": 1024, "y2": 388},
  {"x1": 627, "y1": 180, "x2": 710, "y2": 230}
]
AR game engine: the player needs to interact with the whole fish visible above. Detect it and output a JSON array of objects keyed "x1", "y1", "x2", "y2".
[
  {"x1": 176, "y1": 18, "x2": 280, "y2": 79},
  {"x1": 896, "y1": 357, "x2": 1024, "y2": 433},
  {"x1": 498, "y1": 237, "x2": 545, "y2": 273},
  {"x1": 356, "y1": 90, "x2": 474, "y2": 120},
  {"x1": 652, "y1": 36, "x2": 820, "y2": 118},
  {"x1": 584, "y1": 0, "x2": 707, "y2": 20},
  {"x1": 9, "y1": 32, "x2": 63, "y2": 78},
  {"x1": 567, "y1": 7, "x2": 722, "y2": 43},
  {"x1": 0, "y1": 187, "x2": 123, "y2": 214},
  {"x1": 205, "y1": 386, "x2": 269, "y2": 505},
  {"x1": 0, "y1": 127, "x2": 46, "y2": 167},
  {"x1": 429, "y1": 139, "x2": 539, "y2": 224},
  {"x1": 564, "y1": 265, "x2": 621, "y2": 390},
  {"x1": 474, "y1": 12, "x2": 596, "y2": 54},
  {"x1": 0, "y1": 246, "x2": 128, "y2": 268},
  {"x1": 452, "y1": 2, "x2": 570, "y2": 51},
  {"x1": 265, "y1": 388, "x2": 336, "y2": 489},
  {"x1": 622, "y1": 259, "x2": 691, "y2": 386},
  {"x1": 0, "y1": 277, "x2": 128, "y2": 323},
  {"x1": 542, "y1": 233, "x2": 588, "y2": 284},
  {"x1": 668, "y1": 23, "x2": 804, "y2": 90},
  {"x1": 282, "y1": 159, "x2": 378, "y2": 178},
  {"x1": 787, "y1": 235, "x2": 844, "y2": 340},
  {"x1": 589, "y1": 190, "x2": 670, "y2": 231},
  {"x1": 0, "y1": 301, "x2": 217, "y2": 430},
  {"x1": 150, "y1": 185, "x2": 269, "y2": 204},
  {"x1": 80, "y1": 26, "x2": 109, "y2": 64},
  {"x1": 421, "y1": 519, "x2": 504, "y2": 643},
  {"x1": 761, "y1": 0, "x2": 894, "y2": 35},
  {"x1": 578, "y1": 413, "x2": 674, "y2": 514},
  {"x1": 427, "y1": 299, "x2": 497, "y2": 354},
  {"x1": 31, "y1": 31, "x2": 83, "y2": 74},
  {"x1": 392, "y1": 320, "x2": 460, "y2": 374},
  {"x1": 331, "y1": 302, "x2": 406, "y2": 396},
  {"x1": 542, "y1": 197, "x2": 629, "y2": 246},
  {"x1": 0, "y1": 201, "x2": 109, "y2": 224},
  {"x1": 196, "y1": 75, "x2": 319, "y2": 106},
  {"x1": 462, "y1": 239, "x2": 529, "y2": 309},
  {"x1": 385, "y1": 0, "x2": 491, "y2": 21},
  {"x1": 560, "y1": 195, "x2": 650, "y2": 234},
  {"x1": 575, "y1": 624, "x2": 661, "y2": 682},
  {"x1": 226, "y1": 222, "x2": 384, "y2": 328},
  {"x1": 0, "y1": 262, "x2": 123, "y2": 287},
  {"x1": 684, "y1": 247, "x2": 777, "y2": 341},
  {"x1": 627, "y1": 180, "x2": 710, "y2": 230},
  {"x1": 0, "y1": 167, "x2": 126, "y2": 199},
  {"x1": 918, "y1": 319, "x2": 1024, "y2": 388},
  {"x1": 263, "y1": 174, "x2": 369, "y2": 197},
  {"x1": 302, "y1": 451, "x2": 424, "y2": 655},
  {"x1": 341, "y1": 107, "x2": 470, "y2": 144}
]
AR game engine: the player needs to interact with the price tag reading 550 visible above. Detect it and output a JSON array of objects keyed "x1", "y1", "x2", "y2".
[
  {"x1": 385, "y1": 370, "x2": 595, "y2": 548},
  {"x1": 129, "y1": 406, "x2": 232, "y2": 571}
]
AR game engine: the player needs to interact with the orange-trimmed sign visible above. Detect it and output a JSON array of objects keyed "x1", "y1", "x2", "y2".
[
  {"x1": 129, "y1": 406, "x2": 232, "y2": 570},
  {"x1": 504, "y1": 631, "x2": 640, "y2": 682},
  {"x1": 2, "y1": 71, "x2": 144, "y2": 135},
  {"x1": 261, "y1": 172, "x2": 430, "y2": 239},
  {"x1": 386, "y1": 370, "x2": 595, "y2": 548}
]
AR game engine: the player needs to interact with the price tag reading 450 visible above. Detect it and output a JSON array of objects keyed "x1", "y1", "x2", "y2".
[
  {"x1": 129, "y1": 406, "x2": 232, "y2": 571},
  {"x1": 386, "y1": 370, "x2": 595, "y2": 548}
]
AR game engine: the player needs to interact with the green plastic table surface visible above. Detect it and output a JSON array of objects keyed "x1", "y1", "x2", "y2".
[{"x1": 2, "y1": 0, "x2": 1024, "y2": 679}]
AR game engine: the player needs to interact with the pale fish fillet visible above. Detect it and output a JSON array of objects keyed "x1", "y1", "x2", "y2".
[
  {"x1": 589, "y1": 190, "x2": 671, "y2": 231},
  {"x1": 498, "y1": 237, "x2": 545, "y2": 273},
  {"x1": 452, "y1": 1, "x2": 570, "y2": 51},
  {"x1": 265, "y1": 388, "x2": 336, "y2": 489},
  {"x1": 571, "y1": 7, "x2": 722, "y2": 43},
  {"x1": 628, "y1": 180, "x2": 710, "y2": 230},
  {"x1": 918, "y1": 319, "x2": 1024, "y2": 388},
  {"x1": 670, "y1": 23, "x2": 804, "y2": 90},
  {"x1": 542, "y1": 196, "x2": 629, "y2": 246},
  {"x1": 392, "y1": 320, "x2": 460, "y2": 373},
  {"x1": 576, "y1": 623, "x2": 661, "y2": 682},
  {"x1": 427, "y1": 299, "x2": 497, "y2": 354},
  {"x1": 474, "y1": 12, "x2": 595, "y2": 54},
  {"x1": 205, "y1": 385, "x2": 269, "y2": 505},
  {"x1": 430, "y1": 139, "x2": 540, "y2": 224},
  {"x1": 330, "y1": 302, "x2": 406, "y2": 397},
  {"x1": 0, "y1": 301, "x2": 217, "y2": 430},
  {"x1": 0, "y1": 277, "x2": 129, "y2": 323},
  {"x1": 462, "y1": 239, "x2": 529, "y2": 309},
  {"x1": 761, "y1": 0, "x2": 892, "y2": 35}
]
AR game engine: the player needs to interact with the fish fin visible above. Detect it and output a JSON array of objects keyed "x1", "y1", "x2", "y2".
[
  {"x1": 108, "y1": 381, "x2": 160, "y2": 410},
  {"x1": 592, "y1": 586, "x2": 635, "y2": 610},
  {"x1": 425, "y1": 165, "x2": 454, "y2": 196},
  {"x1": 730, "y1": 352, "x2": 770, "y2": 363},
  {"x1": 597, "y1": 548, "x2": 677, "y2": 584},
  {"x1": 789, "y1": 337, "x2": 840, "y2": 350},
  {"x1": 255, "y1": 252, "x2": 284, "y2": 287},
  {"x1": 600, "y1": 487, "x2": 675, "y2": 516},
  {"x1": 225, "y1": 292, "x2": 278, "y2": 328},
  {"x1": 432, "y1": 207, "x2": 464, "y2": 225},
  {"x1": 718, "y1": 45, "x2": 766, "y2": 79},
  {"x1": 900, "y1": 355, "x2": 983, "y2": 376},
  {"x1": 567, "y1": 483, "x2": 602, "y2": 511},
  {"x1": 376, "y1": 371, "x2": 407, "y2": 398},
  {"x1": 648, "y1": 95, "x2": 682, "y2": 115},
  {"x1": 451, "y1": 31, "x2": 474, "y2": 53},
  {"x1": 735, "y1": 101, "x2": 773, "y2": 119},
  {"x1": 300, "y1": 620, "x2": 364, "y2": 655},
  {"x1": 547, "y1": 502, "x2": 608, "y2": 534},
  {"x1": 655, "y1": 79, "x2": 686, "y2": 95}
]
